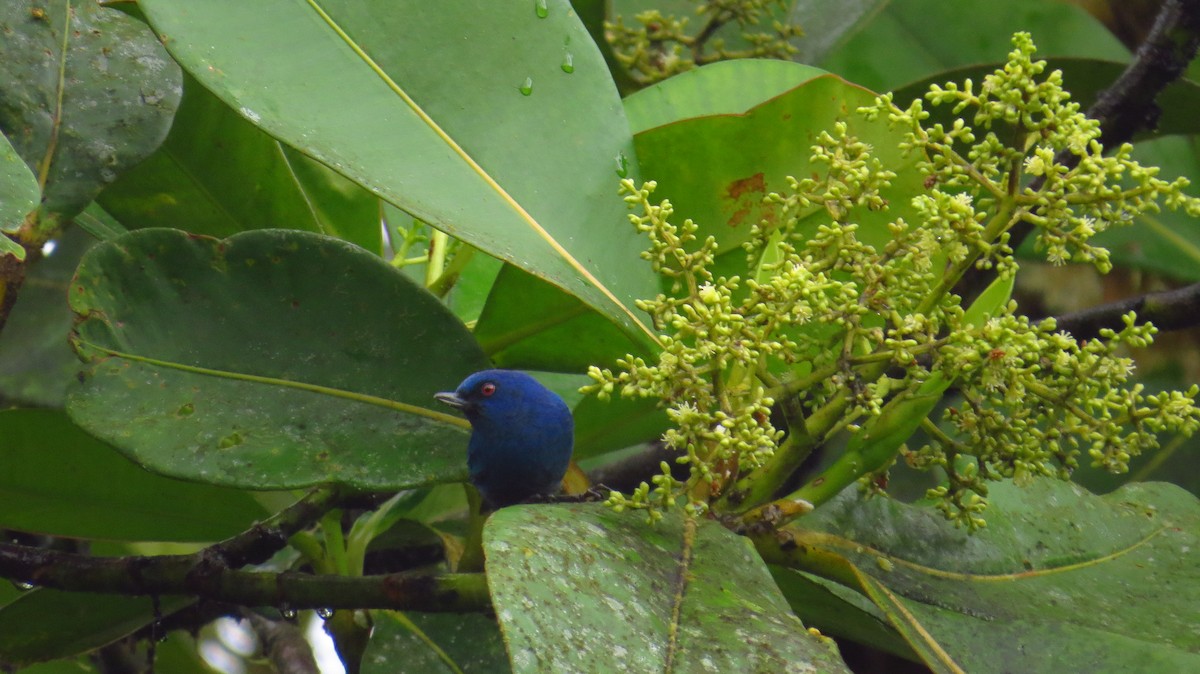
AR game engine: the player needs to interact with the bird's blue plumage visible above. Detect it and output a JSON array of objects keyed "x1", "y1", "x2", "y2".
[{"x1": 435, "y1": 369, "x2": 574, "y2": 507}]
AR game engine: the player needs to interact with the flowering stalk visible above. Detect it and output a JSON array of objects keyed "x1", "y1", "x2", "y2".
[{"x1": 586, "y1": 33, "x2": 1200, "y2": 528}]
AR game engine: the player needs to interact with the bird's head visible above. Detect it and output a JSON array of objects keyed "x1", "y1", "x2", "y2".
[{"x1": 434, "y1": 369, "x2": 569, "y2": 429}]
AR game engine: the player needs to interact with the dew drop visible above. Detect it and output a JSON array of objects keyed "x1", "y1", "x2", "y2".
[
  {"x1": 11, "y1": 580, "x2": 35, "y2": 592},
  {"x1": 316, "y1": 607, "x2": 334, "y2": 619},
  {"x1": 279, "y1": 604, "x2": 297, "y2": 620},
  {"x1": 535, "y1": 0, "x2": 548, "y2": 18},
  {"x1": 519, "y1": 77, "x2": 534, "y2": 96},
  {"x1": 561, "y1": 52, "x2": 574, "y2": 74}
]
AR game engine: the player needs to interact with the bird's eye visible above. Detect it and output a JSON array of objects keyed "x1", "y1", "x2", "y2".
[{"x1": 480, "y1": 382, "x2": 497, "y2": 397}]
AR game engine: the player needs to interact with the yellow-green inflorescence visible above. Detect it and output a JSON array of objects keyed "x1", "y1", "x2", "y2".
[
  {"x1": 606, "y1": 0, "x2": 802, "y2": 86},
  {"x1": 584, "y1": 33, "x2": 1200, "y2": 527}
]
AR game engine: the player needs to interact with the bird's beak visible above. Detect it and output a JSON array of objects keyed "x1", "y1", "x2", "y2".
[{"x1": 434, "y1": 391, "x2": 467, "y2": 409}]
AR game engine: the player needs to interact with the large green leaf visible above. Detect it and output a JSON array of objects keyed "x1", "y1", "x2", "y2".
[
  {"x1": 628, "y1": 62, "x2": 922, "y2": 263},
  {"x1": 67, "y1": 229, "x2": 486, "y2": 490},
  {"x1": 474, "y1": 265, "x2": 649, "y2": 372},
  {"x1": 787, "y1": 0, "x2": 890, "y2": 65},
  {"x1": 136, "y1": 0, "x2": 658, "y2": 348},
  {"x1": 361, "y1": 611, "x2": 510, "y2": 674},
  {"x1": 769, "y1": 565, "x2": 919, "y2": 662},
  {"x1": 0, "y1": 589, "x2": 191, "y2": 667},
  {"x1": 819, "y1": 0, "x2": 1127, "y2": 93},
  {"x1": 572, "y1": 391, "x2": 670, "y2": 460},
  {"x1": 624, "y1": 59, "x2": 828, "y2": 133},
  {"x1": 792, "y1": 479, "x2": 1200, "y2": 673},
  {"x1": 0, "y1": 1, "x2": 180, "y2": 230},
  {"x1": 0, "y1": 409, "x2": 269, "y2": 541},
  {"x1": 99, "y1": 73, "x2": 381, "y2": 253},
  {"x1": 0, "y1": 227, "x2": 91, "y2": 406},
  {"x1": 0, "y1": 131, "x2": 37, "y2": 259},
  {"x1": 484, "y1": 504, "x2": 850, "y2": 673}
]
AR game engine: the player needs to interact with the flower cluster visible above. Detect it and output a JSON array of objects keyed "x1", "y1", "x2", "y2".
[
  {"x1": 915, "y1": 311, "x2": 1200, "y2": 527},
  {"x1": 861, "y1": 33, "x2": 1200, "y2": 273},
  {"x1": 606, "y1": 0, "x2": 801, "y2": 86},
  {"x1": 588, "y1": 33, "x2": 1200, "y2": 527}
]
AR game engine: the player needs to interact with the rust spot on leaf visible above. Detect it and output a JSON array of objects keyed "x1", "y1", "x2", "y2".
[
  {"x1": 723, "y1": 172, "x2": 771, "y2": 230},
  {"x1": 727, "y1": 172, "x2": 765, "y2": 201}
]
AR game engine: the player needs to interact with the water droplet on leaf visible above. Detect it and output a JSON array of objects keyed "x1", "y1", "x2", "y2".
[
  {"x1": 535, "y1": 0, "x2": 548, "y2": 18},
  {"x1": 519, "y1": 77, "x2": 533, "y2": 96},
  {"x1": 561, "y1": 53, "x2": 574, "y2": 74},
  {"x1": 11, "y1": 580, "x2": 35, "y2": 592},
  {"x1": 316, "y1": 607, "x2": 334, "y2": 619}
]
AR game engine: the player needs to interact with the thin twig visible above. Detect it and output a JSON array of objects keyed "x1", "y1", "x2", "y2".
[{"x1": 1049, "y1": 281, "x2": 1200, "y2": 339}]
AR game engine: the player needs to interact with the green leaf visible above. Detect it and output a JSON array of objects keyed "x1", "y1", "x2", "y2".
[
  {"x1": 819, "y1": 0, "x2": 1126, "y2": 93},
  {"x1": 474, "y1": 266, "x2": 649, "y2": 372},
  {"x1": 0, "y1": 589, "x2": 191, "y2": 667},
  {"x1": 67, "y1": 228, "x2": 487, "y2": 490},
  {"x1": 572, "y1": 392, "x2": 670, "y2": 460},
  {"x1": 0, "y1": 233, "x2": 22, "y2": 261},
  {"x1": 787, "y1": 0, "x2": 890, "y2": 65},
  {"x1": 362, "y1": 611, "x2": 510, "y2": 674},
  {"x1": 0, "y1": 1, "x2": 181, "y2": 230},
  {"x1": 99, "y1": 73, "x2": 382, "y2": 253},
  {"x1": 0, "y1": 409, "x2": 269, "y2": 541},
  {"x1": 0, "y1": 131, "x2": 38, "y2": 236},
  {"x1": 136, "y1": 0, "x2": 658, "y2": 347},
  {"x1": 484, "y1": 504, "x2": 850, "y2": 673},
  {"x1": 961, "y1": 274, "x2": 1015, "y2": 329},
  {"x1": 624, "y1": 59, "x2": 829, "y2": 133},
  {"x1": 799, "y1": 479, "x2": 1200, "y2": 673},
  {"x1": 0, "y1": 227, "x2": 92, "y2": 406},
  {"x1": 628, "y1": 62, "x2": 924, "y2": 270},
  {"x1": 769, "y1": 565, "x2": 918, "y2": 662}
]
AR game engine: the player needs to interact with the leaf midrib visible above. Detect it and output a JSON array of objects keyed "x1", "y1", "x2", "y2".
[
  {"x1": 79, "y1": 341, "x2": 470, "y2": 429},
  {"x1": 302, "y1": 0, "x2": 658, "y2": 345}
]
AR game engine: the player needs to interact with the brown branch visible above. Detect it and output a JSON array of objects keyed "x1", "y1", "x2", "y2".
[
  {"x1": 0, "y1": 541, "x2": 488, "y2": 612},
  {"x1": 0, "y1": 486, "x2": 490, "y2": 613},
  {"x1": 585, "y1": 441, "x2": 688, "y2": 493},
  {"x1": 1049, "y1": 281, "x2": 1200, "y2": 339},
  {"x1": 204, "y1": 486, "x2": 344, "y2": 569},
  {"x1": 1088, "y1": 0, "x2": 1200, "y2": 147},
  {"x1": 243, "y1": 611, "x2": 321, "y2": 674}
]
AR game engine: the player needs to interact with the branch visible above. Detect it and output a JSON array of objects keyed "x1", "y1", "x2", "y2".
[
  {"x1": 0, "y1": 486, "x2": 488, "y2": 613},
  {"x1": 1088, "y1": 0, "x2": 1200, "y2": 147},
  {"x1": 585, "y1": 441, "x2": 688, "y2": 492},
  {"x1": 0, "y1": 542, "x2": 488, "y2": 612},
  {"x1": 243, "y1": 611, "x2": 321, "y2": 674},
  {"x1": 1050, "y1": 281, "x2": 1200, "y2": 339},
  {"x1": 201, "y1": 486, "x2": 345, "y2": 569}
]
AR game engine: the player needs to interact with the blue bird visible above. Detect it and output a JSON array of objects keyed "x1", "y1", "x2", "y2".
[{"x1": 435, "y1": 369, "x2": 574, "y2": 508}]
